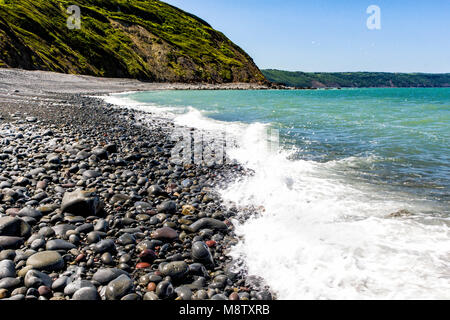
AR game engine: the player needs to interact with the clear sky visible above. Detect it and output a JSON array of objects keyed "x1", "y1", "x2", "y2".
[{"x1": 163, "y1": 0, "x2": 450, "y2": 73}]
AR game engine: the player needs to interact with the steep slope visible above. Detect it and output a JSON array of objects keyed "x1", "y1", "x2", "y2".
[
  {"x1": 0, "y1": 0, "x2": 266, "y2": 83},
  {"x1": 262, "y1": 69, "x2": 450, "y2": 88}
]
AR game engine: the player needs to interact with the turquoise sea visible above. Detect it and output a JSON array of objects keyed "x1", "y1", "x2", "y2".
[{"x1": 109, "y1": 88, "x2": 450, "y2": 299}]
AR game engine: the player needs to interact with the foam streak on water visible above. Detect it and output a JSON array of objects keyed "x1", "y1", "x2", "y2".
[
  {"x1": 104, "y1": 90, "x2": 450, "y2": 300},
  {"x1": 221, "y1": 124, "x2": 450, "y2": 300}
]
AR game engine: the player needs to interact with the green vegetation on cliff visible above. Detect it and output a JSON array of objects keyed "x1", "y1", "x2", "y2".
[
  {"x1": 0, "y1": 0, "x2": 265, "y2": 83},
  {"x1": 263, "y1": 69, "x2": 450, "y2": 88}
]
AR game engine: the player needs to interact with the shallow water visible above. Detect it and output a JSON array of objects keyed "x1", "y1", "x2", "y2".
[{"x1": 106, "y1": 88, "x2": 450, "y2": 299}]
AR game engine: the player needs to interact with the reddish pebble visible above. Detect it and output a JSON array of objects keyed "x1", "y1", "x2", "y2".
[
  {"x1": 75, "y1": 254, "x2": 85, "y2": 263},
  {"x1": 154, "y1": 270, "x2": 162, "y2": 277},
  {"x1": 229, "y1": 292, "x2": 240, "y2": 301},
  {"x1": 38, "y1": 286, "x2": 52, "y2": 297},
  {"x1": 136, "y1": 262, "x2": 151, "y2": 269},
  {"x1": 36, "y1": 181, "x2": 47, "y2": 190},
  {"x1": 151, "y1": 227, "x2": 178, "y2": 241},
  {"x1": 206, "y1": 240, "x2": 216, "y2": 248},
  {"x1": 5, "y1": 208, "x2": 20, "y2": 216},
  {"x1": 147, "y1": 282, "x2": 156, "y2": 292}
]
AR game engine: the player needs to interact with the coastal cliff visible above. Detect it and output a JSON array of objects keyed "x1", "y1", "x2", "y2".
[{"x1": 0, "y1": 0, "x2": 266, "y2": 84}]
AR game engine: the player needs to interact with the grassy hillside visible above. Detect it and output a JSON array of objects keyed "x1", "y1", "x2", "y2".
[
  {"x1": 263, "y1": 69, "x2": 450, "y2": 88},
  {"x1": 0, "y1": 0, "x2": 266, "y2": 83}
]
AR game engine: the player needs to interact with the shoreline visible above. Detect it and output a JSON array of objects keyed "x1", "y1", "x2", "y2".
[
  {"x1": 0, "y1": 69, "x2": 274, "y2": 300},
  {"x1": 0, "y1": 68, "x2": 275, "y2": 95}
]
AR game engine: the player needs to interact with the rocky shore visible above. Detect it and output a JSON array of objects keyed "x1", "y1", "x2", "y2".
[{"x1": 0, "y1": 69, "x2": 273, "y2": 301}]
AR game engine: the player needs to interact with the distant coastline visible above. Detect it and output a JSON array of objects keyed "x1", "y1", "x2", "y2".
[{"x1": 262, "y1": 69, "x2": 450, "y2": 89}]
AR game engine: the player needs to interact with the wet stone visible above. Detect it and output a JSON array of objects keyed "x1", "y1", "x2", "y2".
[
  {"x1": 24, "y1": 270, "x2": 52, "y2": 288},
  {"x1": 86, "y1": 231, "x2": 102, "y2": 244},
  {"x1": 101, "y1": 252, "x2": 113, "y2": 265},
  {"x1": 94, "y1": 239, "x2": 116, "y2": 253},
  {"x1": 92, "y1": 148, "x2": 108, "y2": 160},
  {"x1": 94, "y1": 219, "x2": 108, "y2": 232},
  {"x1": 157, "y1": 201, "x2": 177, "y2": 214},
  {"x1": 45, "y1": 239, "x2": 76, "y2": 251},
  {"x1": 18, "y1": 207, "x2": 42, "y2": 219},
  {"x1": 38, "y1": 227, "x2": 56, "y2": 238},
  {"x1": 105, "y1": 274, "x2": 133, "y2": 300},
  {"x1": 64, "y1": 279, "x2": 96, "y2": 296},
  {"x1": 176, "y1": 286, "x2": 193, "y2": 300},
  {"x1": 52, "y1": 224, "x2": 75, "y2": 237},
  {"x1": 0, "y1": 277, "x2": 20, "y2": 290},
  {"x1": 117, "y1": 233, "x2": 135, "y2": 246},
  {"x1": 211, "y1": 294, "x2": 227, "y2": 300},
  {"x1": 147, "y1": 185, "x2": 164, "y2": 197},
  {"x1": 191, "y1": 241, "x2": 214, "y2": 266},
  {"x1": 160, "y1": 261, "x2": 189, "y2": 281},
  {"x1": 156, "y1": 280, "x2": 174, "y2": 299},
  {"x1": 0, "y1": 250, "x2": 16, "y2": 261},
  {"x1": 52, "y1": 276, "x2": 69, "y2": 292},
  {"x1": 26, "y1": 251, "x2": 64, "y2": 271},
  {"x1": 92, "y1": 268, "x2": 128, "y2": 285},
  {"x1": 0, "y1": 216, "x2": 31, "y2": 238},
  {"x1": 188, "y1": 218, "x2": 227, "y2": 233},
  {"x1": 72, "y1": 287, "x2": 100, "y2": 300},
  {"x1": 143, "y1": 292, "x2": 159, "y2": 300},
  {"x1": 210, "y1": 275, "x2": 228, "y2": 289},
  {"x1": 110, "y1": 194, "x2": 130, "y2": 204},
  {"x1": 121, "y1": 293, "x2": 140, "y2": 301},
  {"x1": 0, "y1": 260, "x2": 15, "y2": 279},
  {"x1": 61, "y1": 189, "x2": 101, "y2": 216},
  {"x1": 0, "y1": 236, "x2": 24, "y2": 249},
  {"x1": 151, "y1": 227, "x2": 178, "y2": 242},
  {"x1": 38, "y1": 285, "x2": 52, "y2": 297}
]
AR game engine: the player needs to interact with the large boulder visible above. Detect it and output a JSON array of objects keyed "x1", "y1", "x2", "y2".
[{"x1": 61, "y1": 189, "x2": 103, "y2": 216}]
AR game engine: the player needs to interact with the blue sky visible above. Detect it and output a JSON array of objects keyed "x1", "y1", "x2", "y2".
[{"x1": 163, "y1": 0, "x2": 450, "y2": 73}]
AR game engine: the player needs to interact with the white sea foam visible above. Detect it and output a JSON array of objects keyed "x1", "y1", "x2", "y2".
[
  {"x1": 103, "y1": 92, "x2": 450, "y2": 300},
  {"x1": 101, "y1": 92, "x2": 181, "y2": 119}
]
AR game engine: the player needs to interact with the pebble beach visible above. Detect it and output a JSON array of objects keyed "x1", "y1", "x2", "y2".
[{"x1": 0, "y1": 69, "x2": 273, "y2": 301}]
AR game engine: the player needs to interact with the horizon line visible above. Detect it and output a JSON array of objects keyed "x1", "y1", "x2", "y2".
[{"x1": 261, "y1": 69, "x2": 450, "y2": 75}]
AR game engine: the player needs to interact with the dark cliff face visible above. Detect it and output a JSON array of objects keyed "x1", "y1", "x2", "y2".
[{"x1": 0, "y1": 0, "x2": 266, "y2": 84}]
